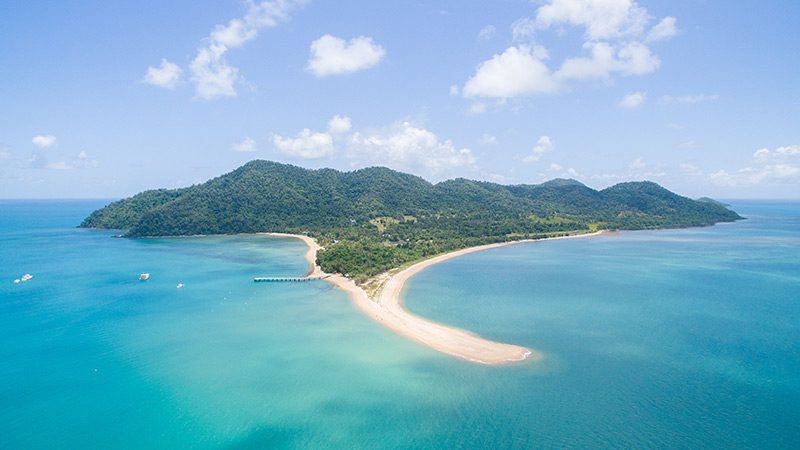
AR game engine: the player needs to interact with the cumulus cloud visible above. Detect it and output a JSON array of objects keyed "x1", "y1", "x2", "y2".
[
  {"x1": 347, "y1": 122, "x2": 476, "y2": 173},
  {"x1": 327, "y1": 115, "x2": 352, "y2": 134},
  {"x1": 709, "y1": 165, "x2": 799, "y2": 186},
  {"x1": 271, "y1": 118, "x2": 476, "y2": 177},
  {"x1": 32, "y1": 135, "x2": 57, "y2": 148},
  {"x1": 535, "y1": 0, "x2": 649, "y2": 40},
  {"x1": 478, "y1": 25, "x2": 496, "y2": 40},
  {"x1": 77, "y1": 150, "x2": 88, "y2": 159},
  {"x1": 463, "y1": 46, "x2": 557, "y2": 98},
  {"x1": 556, "y1": 41, "x2": 659, "y2": 80},
  {"x1": 464, "y1": 0, "x2": 673, "y2": 100},
  {"x1": 709, "y1": 144, "x2": 800, "y2": 186},
  {"x1": 142, "y1": 58, "x2": 182, "y2": 89},
  {"x1": 753, "y1": 145, "x2": 800, "y2": 160},
  {"x1": 231, "y1": 137, "x2": 257, "y2": 152},
  {"x1": 619, "y1": 91, "x2": 647, "y2": 108},
  {"x1": 190, "y1": 45, "x2": 239, "y2": 99},
  {"x1": 646, "y1": 16, "x2": 677, "y2": 42},
  {"x1": 171, "y1": 0, "x2": 300, "y2": 99},
  {"x1": 307, "y1": 35, "x2": 386, "y2": 77},
  {"x1": 273, "y1": 129, "x2": 334, "y2": 159},
  {"x1": 522, "y1": 135, "x2": 553, "y2": 162}
]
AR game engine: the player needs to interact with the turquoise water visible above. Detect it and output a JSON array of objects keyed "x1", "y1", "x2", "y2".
[{"x1": 1, "y1": 200, "x2": 798, "y2": 448}]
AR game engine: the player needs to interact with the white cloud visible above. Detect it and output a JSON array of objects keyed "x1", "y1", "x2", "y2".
[
  {"x1": 549, "y1": 163, "x2": 563, "y2": 171},
  {"x1": 535, "y1": 0, "x2": 649, "y2": 40},
  {"x1": 709, "y1": 144, "x2": 800, "y2": 186},
  {"x1": 190, "y1": 44, "x2": 240, "y2": 99},
  {"x1": 273, "y1": 129, "x2": 334, "y2": 159},
  {"x1": 478, "y1": 25, "x2": 496, "y2": 40},
  {"x1": 185, "y1": 0, "x2": 298, "y2": 100},
  {"x1": 646, "y1": 16, "x2": 677, "y2": 42},
  {"x1": 468, "y1": 102, "x2": 487, "y2": 114},
  {"x1": 709, "y1": 165, "x2": 800, "y2": 186},
  {"x1": 753, "y1": 148, "x2": 770, "y2": 160},
  {"x1": 449, "y1": 84, "x2": 460, "y2": 96},
  {"x1": 271, "y1": 119, "x2": 475, "y2": 177},
  {"x1": 660, "y1": 94, "x2": 719, "y2": 104},
  {"x1": 347, "y1": 121, "x2": 475, "y2": 173},
  {"x1": 32, "y1": 135, "x2": 57, "y2": 148},
  {"x1": 0, "y1": 149, "x2": 11, "y2": 162},
  {"x1": 231, "y1": 137, "x2": 257, "y2": 152},
  {"x1": 511, "y1": 17, "x2": 537, "y2": 40},
  {"x1": 619, "y1": 91, "x2": 646, "y2": 109},
  {"x1": 77, "y1": 150, "x2": 88, "y2": 159},
  {"x1": 480, "y1": 134, "x2": 497, "y2": 145},
  {"x1": 776, "y1": 145, "x2": 800, "y2": 156},
  {"x1": 142, "y1": 59, "x2": 182, "y2": 89},
  {"x1": 463, "y1": 45, "x2": 558, "y2": 98},
  {"x1": 556, "y1": 41, "x2": 659, "y2": 80},
  {"x1": 474, "y1": 0, "x2": 673, "y2": 102},
  {"x1": 522, "y1": 135, "x2": 553, "y2": 162},
  {"x1": 307, "y1": 35, "x2": 386, "y2": 77},
  {"x1": 327, "y1": 115, "x2": 352, "y2": 134},
  {"x1": 753, "y1": 144, "x2": 800, "y2": 160}
]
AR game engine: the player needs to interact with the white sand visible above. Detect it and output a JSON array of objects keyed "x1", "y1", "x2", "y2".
[{"x1": 270, "y1": 231, "x2": 606, "y2": 365}]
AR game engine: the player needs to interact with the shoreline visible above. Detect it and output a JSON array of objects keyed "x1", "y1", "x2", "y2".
[{"x1": 273, "y1": 230, "x2": 607, "y2": 365}]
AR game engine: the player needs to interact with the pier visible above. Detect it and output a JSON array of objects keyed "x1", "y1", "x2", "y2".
[{"x1": 254, "y1": 275, "x2": 330, "y2": 283}]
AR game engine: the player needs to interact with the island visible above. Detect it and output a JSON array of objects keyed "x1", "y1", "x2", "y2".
[{"x1": 81, "y1": 160, "x2": 742, "y2": 364}]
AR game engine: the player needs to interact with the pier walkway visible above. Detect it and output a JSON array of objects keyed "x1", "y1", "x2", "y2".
[{"x1": 254, "y1": 275, "x2": 331, "y2": 282}]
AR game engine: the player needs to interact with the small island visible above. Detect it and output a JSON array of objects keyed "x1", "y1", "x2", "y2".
[{"x1": 81, "y1": 160, "x2": 742, "y2": 364}]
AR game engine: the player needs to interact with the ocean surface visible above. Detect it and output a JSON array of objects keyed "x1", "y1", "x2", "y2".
[{"x1": 1, "y1": 200, "x2": 798, "y2": 449}]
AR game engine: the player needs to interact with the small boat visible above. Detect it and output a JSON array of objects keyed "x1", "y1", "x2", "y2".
[
  {"x1": 139, "y1": 273, "x2": 150, "y2": 281},
  {"x1": 13, "y1": 279, "x2": 20, "y2": 284},
  {"x1": 21, "y1": 274, "x2": 33, "y2": 282},
  {"x1": 176, "y1": 283, "x2": 184, "y2": 289}
]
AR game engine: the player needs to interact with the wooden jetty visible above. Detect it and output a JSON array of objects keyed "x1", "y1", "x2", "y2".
[{"x1": 254, "y1": 275, "x2": 330, "y2": 283}]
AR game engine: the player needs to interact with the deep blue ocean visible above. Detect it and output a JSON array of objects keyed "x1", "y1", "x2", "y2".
[{"x1": 1, "y1": 200, "x2": 798, "y2": 449}]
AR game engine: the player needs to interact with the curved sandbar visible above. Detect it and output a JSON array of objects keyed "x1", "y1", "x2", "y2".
[{"x1": 268, "y1": 231, "x2": 606, "y2": 365}]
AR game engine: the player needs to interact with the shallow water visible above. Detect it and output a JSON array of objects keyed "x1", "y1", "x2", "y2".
[{"x1": 1, "y1": 200, "x2": 798, "y2": 448}]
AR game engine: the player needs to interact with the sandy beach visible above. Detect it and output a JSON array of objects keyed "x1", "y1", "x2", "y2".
[{"x1": 272, "y1": 230, "x2": 606, "y2": 365}]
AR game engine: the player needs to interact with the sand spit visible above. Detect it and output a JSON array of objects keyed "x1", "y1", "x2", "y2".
[{"x1": 269, "y1": 231, "x2": 606, "y2": 365}]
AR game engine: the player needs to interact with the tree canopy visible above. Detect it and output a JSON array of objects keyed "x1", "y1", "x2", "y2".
[{"x1": 82, "y1": 160, "x2": 742, "y2": 280}]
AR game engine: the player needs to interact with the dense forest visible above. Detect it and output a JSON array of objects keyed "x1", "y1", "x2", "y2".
[{"x1": 82, "y1": 160, "x2": 742, "y2": 280}]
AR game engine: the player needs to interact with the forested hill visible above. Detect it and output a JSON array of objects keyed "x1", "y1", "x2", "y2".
[{"x1": 81, "y1": 160, "x2": 742, "y2": 279}]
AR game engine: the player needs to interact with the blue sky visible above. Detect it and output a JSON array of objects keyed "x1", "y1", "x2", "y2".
[{"x1": 1, "y1": 0, "x2": 798, "y2": 199}]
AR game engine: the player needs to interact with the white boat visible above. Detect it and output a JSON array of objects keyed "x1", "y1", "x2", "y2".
[
  {"x1": 13, "y1": 279, "x2": 20, "y2": 284},
  {"x1": 176, "y1": 283, "x2": 184, "y2": 289},
  {"x1": 21, "y1": 274, "x2": 32, "y2": 282},
  {"x1": 139, "y1": 273, "x2": 150, "y2": 281}
]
